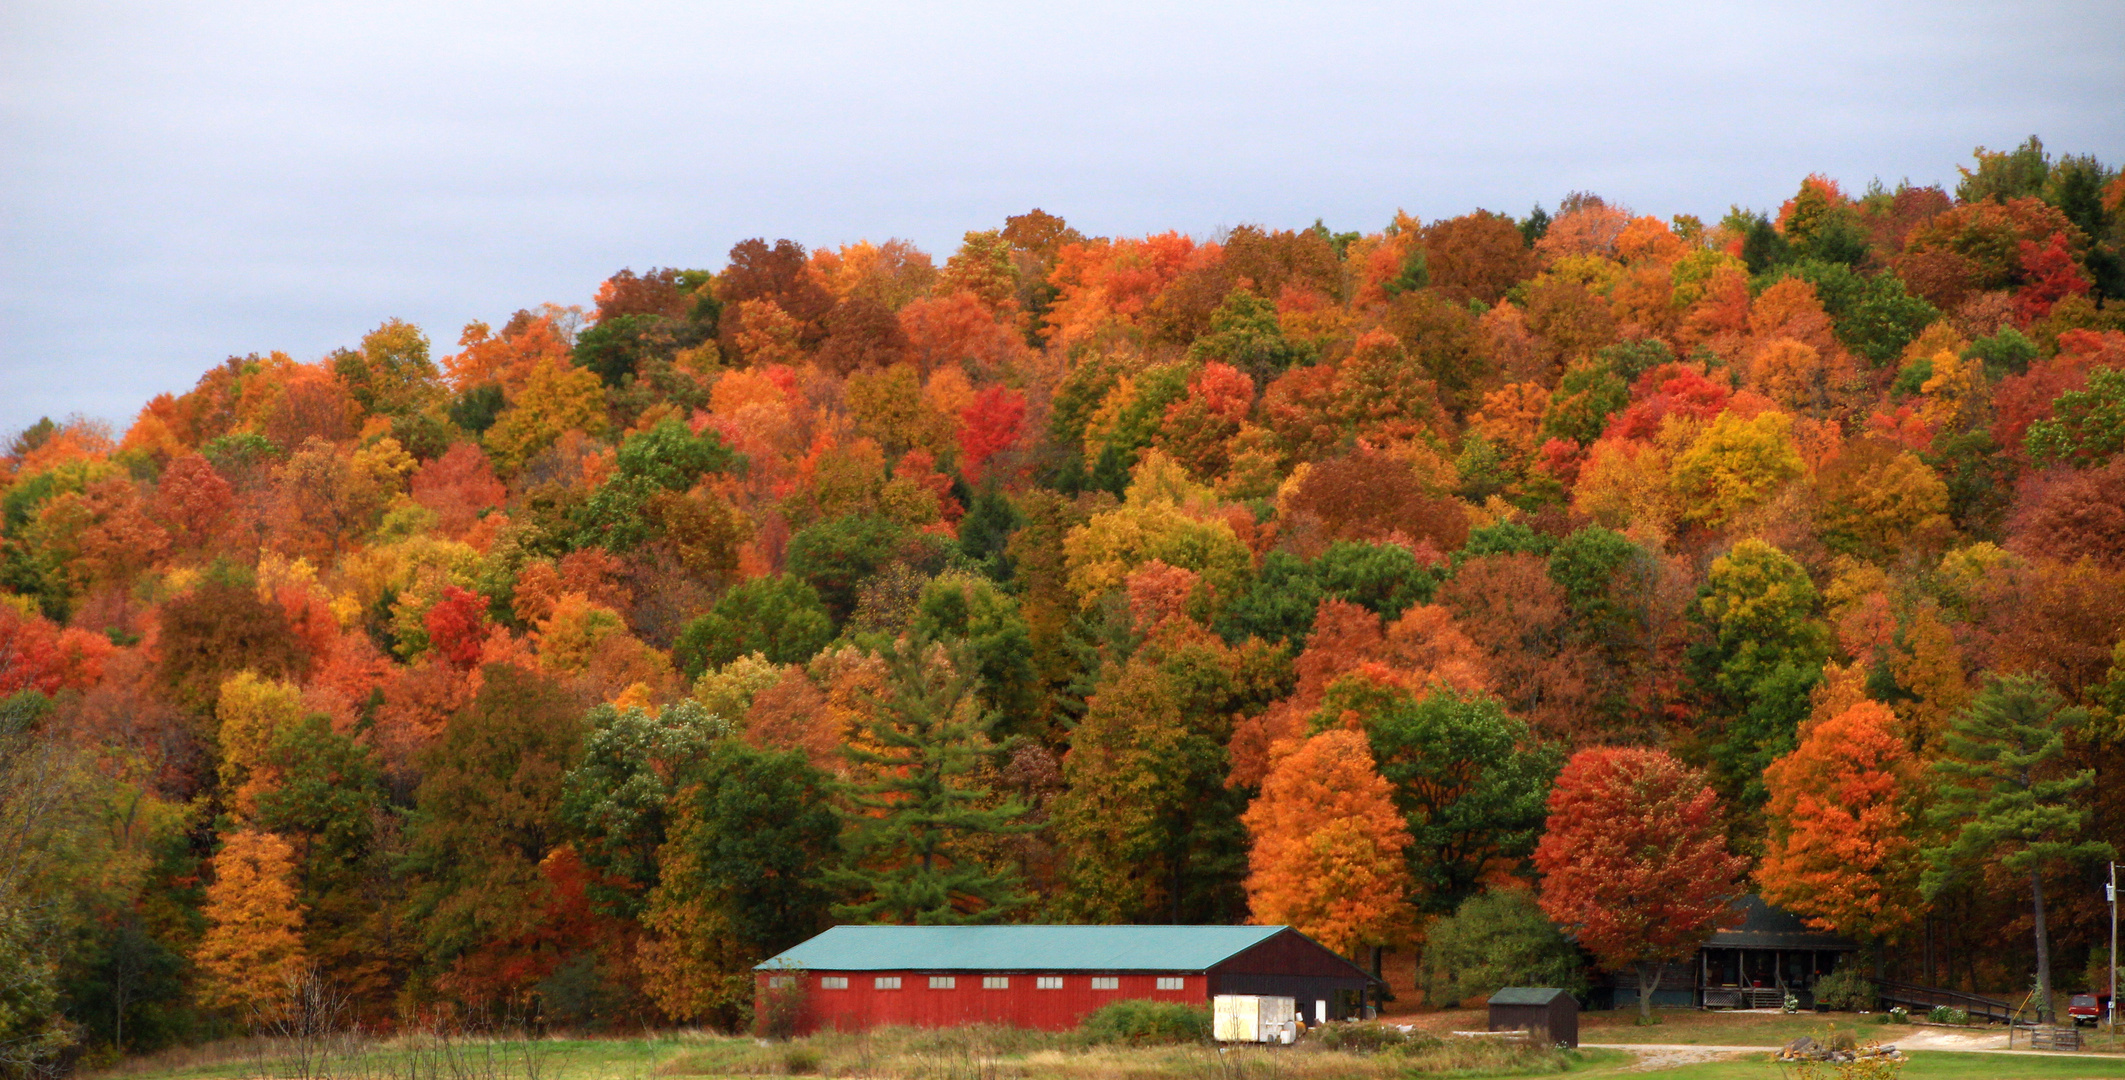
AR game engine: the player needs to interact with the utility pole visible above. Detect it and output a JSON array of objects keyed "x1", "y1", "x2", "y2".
[{"x1": 2109, "y1": 862, "x2": 2118, "y2": 1034}]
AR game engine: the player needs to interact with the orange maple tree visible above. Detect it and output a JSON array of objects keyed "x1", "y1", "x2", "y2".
[
  {"x1": 1759, "y1": 699, "x2": 1922, "y2": 943},
  {"x1": 1241, "y1": 729, "x2": 1414, "y2": 956}
]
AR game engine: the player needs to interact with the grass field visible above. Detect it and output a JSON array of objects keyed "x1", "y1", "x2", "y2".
[
  {"x1": 83, "y1": 1016, "x2": 2125, "y2": 1080},
  {"x1": 1628, "y1": 1050, "x2": 2125, "y2": 1080}
]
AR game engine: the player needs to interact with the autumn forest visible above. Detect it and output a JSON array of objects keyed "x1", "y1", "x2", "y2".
[{"x1": 4, "y1": 136, "x2": 2125, "y2": 1062}]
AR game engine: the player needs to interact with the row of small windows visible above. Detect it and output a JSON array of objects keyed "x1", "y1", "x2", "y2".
[{"x1": 806, "y1": 975, "x2": 1189, "y2": 991}]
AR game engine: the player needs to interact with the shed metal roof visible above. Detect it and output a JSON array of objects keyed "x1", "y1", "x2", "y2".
[
  {"x1": 1488, "y1": 988, "x2": 1575, "y2": 1006},
  {"x1": 757, "y1": 925, "x2": 1291, "y2": 972},
  {"x1": 1702, "y1": 896, "x2": 1859, "y2": 952}
]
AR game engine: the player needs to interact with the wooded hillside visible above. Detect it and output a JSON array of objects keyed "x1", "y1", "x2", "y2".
[{"x1": 4, "y1": 137, "x2": 2124, "y2": 1058}]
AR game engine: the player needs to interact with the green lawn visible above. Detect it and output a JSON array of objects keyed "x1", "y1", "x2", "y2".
[{"x1": 1635, "y1": 1050, "x2": 2125, "y2": 1079}]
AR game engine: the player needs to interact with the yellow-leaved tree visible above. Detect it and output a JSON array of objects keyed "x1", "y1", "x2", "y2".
[{"x1": 215, "y1": 671, "x2": 306, "y2": 823}]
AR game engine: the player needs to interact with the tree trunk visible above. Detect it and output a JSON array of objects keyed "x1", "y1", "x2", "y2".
[
  {"x1": 1924, "y1": 914, "x2": 1934, "y2": 986},
  {"x1": 2033, "y1": 871, "x2": 2054, "y2": 1025},
  {"x1": 1636, "y1": 960, "x2": 1664, "y2": 1020},
  {"x1": 1170, "y1": 853, "x2": 1183, "y2": 925}
]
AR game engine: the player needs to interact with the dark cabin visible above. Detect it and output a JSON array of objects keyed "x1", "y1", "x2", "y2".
[
  {"x1": 1697, "y1": 895, "x2": 1859, "y2": 1009},
  {"x1": 1487, "y1": 987, "x2": 1578, "y2": 1047},
  {"x1": 755, "y1": 924, "x2": 1379, "y2": 1034},
  {"x1": 1591, "y1": 896, "x2": 1860, "y2": 1010}
]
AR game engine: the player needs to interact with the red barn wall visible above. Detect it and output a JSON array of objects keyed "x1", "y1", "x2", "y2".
[{"x1": 763, "y1": 971, "x2": 1206, "y2": 1033}]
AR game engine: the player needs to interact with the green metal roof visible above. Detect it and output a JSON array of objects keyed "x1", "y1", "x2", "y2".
[
  {"x1": 757, "y1": 925, "x2": 1292, "y2": 972},
  {"x1": 1488, "y1": 988, "x2": 1575, "y2": 1006}
]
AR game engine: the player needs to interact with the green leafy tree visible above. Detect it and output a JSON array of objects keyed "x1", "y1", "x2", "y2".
[
  {"x1": 1085, "y1": 364, "x2": 1194, "y2": 494},
  {"x1": 636, "y1": 739, "x2": 839, "y2": 1029},
  {"x1": 0, "y1": 697, "x2": 73, "y2": 1072},
  {"x1": 1458, "y1": 519, "x2": 1555, "y2": 562},
  {"x1": 1417, "y1": 888, "x2": 1585, "y2": 1008},
  {"x1": 1187, "y1": 289, "x2": 1310, "y2": 384},
  {"x1": 672, "y1": 575, "x2": 833, "y2": 677},
  {"x1": 1964, "y1": 326, "x2": 2039, "y2": 377},
  {"x1": 1921, "y1": 675, "x2": 2114, "y2": 1024},
  {"x1": 559, "y1": 700, "x2": 728, "y2": 913},
  {"x1": 1957, "y1": 136, "x2": 2052, "y2": 204},
  {"x1": 1765, "y1": 261, "x2": 1938, "y2": 366},
  {"x1": 1599, "y1": 338, "x2": 1676, "y2": 383},
  {"x1": 1736, "y1": 209, "x2": 1791, "y2": 274},
  {"x1": 2027, "y1": 366, "x2": 2125, "y2": 467},
  {"x1": 1052, "y1": 630, "x2": 1275, "y2": 924},
  {"x1": 1686, "y1": 540, "x2": 1830, "y2": 812},
  {"x1": 831, "y1": 640, "x2": 1033, "y2": 923},
  {"x1": 1548, "y1": 526, "x2": 1649, "y2": 645},
  {"x1": 957, "y1": 488, "x2": 1023, "y2": 580},
  {"x1": 570, "y1": 420, "x2": 740, "y2": 551},
  {"x1": 253, "y1": 714, "x2": 398, "y2": 1005},
  {"x1": 1314, "y1": 540, "x2": 1437, "y2": 622},
  {"x1": 785, "y1": 515, "x2": 912, "y2": 624},
  {"x1": 910, "y1": 574, "x2": 1040, "y2": 738},
  {"x1": 573, "y1": 314, "x2": 673, "y2": 387},
  {"x1": 658, "y1": 740, "x2": 840, "y2": 955},
  {"x1": 1315, "y1": 680, "x2": 1561, "y2": 914},
  {"x1": 1543, "y1": 359, "x2": 1629, "y2": 445},
  {"x1": 1215, "y1": 551, "x2": 1322, "y2": 646},
  {"x1": 402, "y1": 665, "x2": 586, "y2": 979},
  {"x1": 1383, "y1": 248, "x2": 1430, "y2": 296}
]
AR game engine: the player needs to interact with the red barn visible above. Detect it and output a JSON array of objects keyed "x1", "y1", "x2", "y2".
[{"x1": 755, "y1": 925, "x2": 1378, "y2": 1034}]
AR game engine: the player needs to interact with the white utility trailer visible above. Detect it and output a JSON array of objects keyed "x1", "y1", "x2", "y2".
[{"x1": 1213, "y1": 994, "x2": 1299, "y2": 1044}]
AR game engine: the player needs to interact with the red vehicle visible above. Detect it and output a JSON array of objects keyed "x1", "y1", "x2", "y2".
[{"x1": 2067, "y1": 994, "x2": 2107, "y2": 1027}]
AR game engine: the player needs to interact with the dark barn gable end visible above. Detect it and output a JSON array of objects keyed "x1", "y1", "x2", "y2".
[{"x1": 755, "y1": 925, "x2": 1379, "y2": 1033}]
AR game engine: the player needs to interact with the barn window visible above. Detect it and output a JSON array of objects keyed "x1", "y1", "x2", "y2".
[
  {"x1": 983, "y1": 976, "x2": 1009, "y2": 989},
  {"x1": 874, "y1": 976, "x2": 901, "y2": 990},
  {"x1": 1036, "y1": 977, "x2": 1063, "y2": 990},
  {"x1": 1156, "y1": 977, "x2": 1184, "y2": 990},
  {"x1": 820, "y1": 977, "x2": 848, "y2": 990},
  {"x1": 1090, "y1": 977, "x2": 1118, "y2": 990},
  {"x1": 929, "y1": 976, "x2": 956, "y2": 989},
  {"x1": 767, "y1": 976, "x2": 795, "y2": 989}
]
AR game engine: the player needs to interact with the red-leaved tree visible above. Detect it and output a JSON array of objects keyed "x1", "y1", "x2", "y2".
[
  {"x1": 2012, "y1": 231, "x2": 2091, "y2": 326},
  {"x1": 424, "y1": 586, "x2": 490, "y2": 671},
  {"x1": 956, "y1": 384, "x2": 1025, "y2": 484},
  {"x1": 1533, "y1": 747, "x2": 1747, "y2": 1017}
]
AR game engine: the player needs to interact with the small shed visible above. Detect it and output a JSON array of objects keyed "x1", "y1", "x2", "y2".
[{"x1": 1487, "y1": 987, "x2": 1578, "y2": 1047}]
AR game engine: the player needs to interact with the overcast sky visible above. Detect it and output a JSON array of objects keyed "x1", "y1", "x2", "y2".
[{"x1": 3, "y1": 0, "x2": 2121, "y2": 438}]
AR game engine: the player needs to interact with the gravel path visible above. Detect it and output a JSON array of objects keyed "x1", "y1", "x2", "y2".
[{"x1": 1580, "y1": 1044, "x2": 1765, "y2": 1071}]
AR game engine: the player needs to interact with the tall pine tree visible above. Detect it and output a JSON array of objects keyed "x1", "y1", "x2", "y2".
[
  {"x1": 831, "y1": 639, "x2": 1032, "y2": 924},
  {"x1": 1922, "y1": 675, "x2": 2114, "y2": 1024}
]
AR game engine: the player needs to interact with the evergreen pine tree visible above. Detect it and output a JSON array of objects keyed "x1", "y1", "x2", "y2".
[
  {"x1": 830, "y1": 639, "x2": 1033, "y2": 924},
  {"x1": 1922, "y1": 675, "x2": 2114, "y2": 1024}
]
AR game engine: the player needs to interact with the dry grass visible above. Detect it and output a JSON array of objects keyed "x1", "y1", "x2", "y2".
[
  {"x1": 652, "y1": 1024, "x2": 1593, "y2": 1079},
  {"x1": 90, "y1": 1022, "x2": 1615, "y2": 1080}
]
